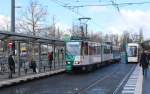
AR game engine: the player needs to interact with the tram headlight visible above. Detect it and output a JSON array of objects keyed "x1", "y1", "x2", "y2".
[
  {"x1": 75, "y1": 61, "x2": 81, "y2": 64},
  {"x1": 67, "y1": 62, "x2": 71, "y2": 64}
]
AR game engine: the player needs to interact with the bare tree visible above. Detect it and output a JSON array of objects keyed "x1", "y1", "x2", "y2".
[
  {"x1": 131, "y1": 32, "x2": 139, "y2": 42},
  {"x1": 16, "y1": 0, "x2": 48, "y2": 61},
  {"x1": 56, "y1": 27, "x2": 63, "y2": 39},
  {"x1": 17, "y1": 0, "x2": 47, "y2": 35},
  {"x1": 108, "y1": 34, "x2": 119, "y2": 45},
  {"x1": 0, "y1": 17, "x2": 10, "y2": 31},
  {"x1": 87, "y1": 31, "x2": 103, "y2": 42},
  {"x1": 104, "y1": 34, "x2": 109, "y2": 43}
]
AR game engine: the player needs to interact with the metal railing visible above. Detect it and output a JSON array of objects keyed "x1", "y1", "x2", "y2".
[
  {"x1": 0, "y1": 57, "x2": 9, "y2": 73},
  {"x1": 0, "y1": 56, "x2": 65, "y2": 78}
]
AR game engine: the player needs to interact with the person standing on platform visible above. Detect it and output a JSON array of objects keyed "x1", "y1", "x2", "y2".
[
  {"x1": 48, "y1": 52, "x2": 53, "y2": 70},
  {"x1": 140, "y1": 50, "x2": 149, "y2": 77},
  {"x1": 24, "y1": 61, "x2": 29, "y2": 74},
  {"x1": 8, "y1": 54, "x2": 15, "y2": 78},
  {"x1": 30, "y1": 59, "x2": 37, "y2": 73}
]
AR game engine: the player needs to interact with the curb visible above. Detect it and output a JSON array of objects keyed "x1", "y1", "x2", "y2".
[
  {"x1": 122, "y1": 65, "x2": 143, "y2": 94},
  {"x1": 0, "y1": 69, "x2": 65, "y2": 88}
]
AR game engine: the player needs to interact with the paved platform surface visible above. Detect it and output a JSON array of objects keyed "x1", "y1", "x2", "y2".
[
  {"x1": 122, "y1": 65, "x2": 143, "y2": 94},
  {"x1": 0, "y1": 65, "x2": 64, "y2": 81},
  {"x1": 0, "y1": 68, "x2": 65, "y2": 88},
  {"x1": 143, "y1": 67, "x2": 150, "y2": 94}
]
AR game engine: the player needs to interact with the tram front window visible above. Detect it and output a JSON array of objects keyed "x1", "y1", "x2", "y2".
[
  {"x1": 127, "y1": 46, "x2": 137, "y2": 57},
  {"x1": 66, "y1": 42, "x2": 80, "y2": 56}
]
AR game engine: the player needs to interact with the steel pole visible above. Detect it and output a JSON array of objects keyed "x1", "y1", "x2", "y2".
[
  {"x1": 17, "y1": 42, "x2": 20, "y2": 76},
  {"x1": 11, "y1": 0, "x2": 16, "y2": 56},
  {"x1": 11, "y1": 0, "x2": 15, "y2": 33},
  {"x1": 38, "y1": 43, "x2": 41, "y2": 73}
]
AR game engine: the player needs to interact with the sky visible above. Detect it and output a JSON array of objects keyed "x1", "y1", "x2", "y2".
[{"x1": 0, "y1": 0, "x2": 150, "y2": 39}]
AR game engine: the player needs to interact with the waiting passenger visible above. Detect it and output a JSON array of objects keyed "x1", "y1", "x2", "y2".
[
  {"x1": 48, "y1": 52, "x2": 53, "y2": 70},
  {"x1": 24, "y1": 61, "x2": 29, "y2": 74},
  {"x1": 30, "y1": 59, "x2": 37, "y2": 73},
  {"x1": 140, "y1": 50, "x2": 149, "y2": 77},
  {"x1": 8, "y1": 54, "x2": 15, "y2": 78}
]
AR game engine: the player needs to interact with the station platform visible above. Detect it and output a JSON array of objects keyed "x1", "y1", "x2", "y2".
[
  {"x1": 122, "y1": 65, "x2": 143, "y2": 94},
  {"x1": 122, "y1": 65, "x2": 150, "y2": 94},
  {"x1": 143, "y1": 67, "x2": 150, "y2": 94},
  {"x1": 0, "y1": 68, "x2": 65, "y2": 88}
]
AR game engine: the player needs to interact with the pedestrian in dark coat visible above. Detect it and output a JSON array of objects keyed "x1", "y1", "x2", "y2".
[
  {"x1": 140, "y1": 50, "x2": 149, "y2": 77},
  {"x1": 8, "y1": 55, "x2": 15, "y2": 78},
  {"x1": 48, "y1": 52, "x2": 53, "y2": 70},
  {"x1": 31, "y1": 60, "x2": 37, "y2": 73}
]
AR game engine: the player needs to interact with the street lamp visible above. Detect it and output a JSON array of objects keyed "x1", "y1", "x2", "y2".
[
  {"x1": 11, "y1": 0, "x2": 15, "y2": 33},
  {"x1": 11, "y1": 0, "x2": 21, "y2": 32},
  {"x1": 11, "y1": 0, "x2": 21, "y2": 53},
  {"x1": 11, "y1": 0, "x2": 22, "y2": 76}
]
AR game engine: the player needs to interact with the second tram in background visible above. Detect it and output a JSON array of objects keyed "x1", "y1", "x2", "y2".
[
  {"x1": 65, "y1": 37, "x2": 121, "y2": 72},
  {"x1": 126, "y1": 43, "x2": 139, "y2": 63}
]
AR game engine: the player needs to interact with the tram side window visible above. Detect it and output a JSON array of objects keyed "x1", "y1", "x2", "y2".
[
  {"x1": 84, "y1": 42, "x2": 88, "y2": 55},
  {"x1": 89, "y1": 45, "x2": 96, "y2": 55},
  {"x1": 96, "y1": 46, "x2": 101, "y2": 55},
  {"x1": 89, "y1": 46, "x2": 92, "y2": 55},
  {"x1": 113, "y1": 50, "x2": 117, "y2": 54},
  {"x1": 93, "y1": 45, "x2": 96, "y2": 55},
  {"x1": 81, "y1": 42, "x2": 88, "y2": 55},
  {"x1": 104, "y1": 46, "x2": 110, "y2": 54},
  {"x1": 104, "y1": 46, "x2": 107, "y2": 54},
  {"x1": 110, "y1": 46, "x2": 112, "y2": 54}
]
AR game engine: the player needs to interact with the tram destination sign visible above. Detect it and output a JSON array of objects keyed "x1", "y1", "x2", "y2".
[{"x1": 70, "y1": 36, "x2": 90, "y2": 41}]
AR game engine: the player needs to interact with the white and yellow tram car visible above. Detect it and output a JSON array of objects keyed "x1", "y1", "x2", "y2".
[{"x1": 126, "y1": 43, "x2": 139, "y2": 63}]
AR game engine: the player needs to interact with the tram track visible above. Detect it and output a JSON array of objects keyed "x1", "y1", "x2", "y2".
[
  {"x1": 0, "y1": 63, "x2": 136, "y2": 94},
  {"x1": 112, "y1": 64, "x2": 136, "y2": 94},
  {"x1": 76, "y1": 64, "x2": 136, "y2": 94}
]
